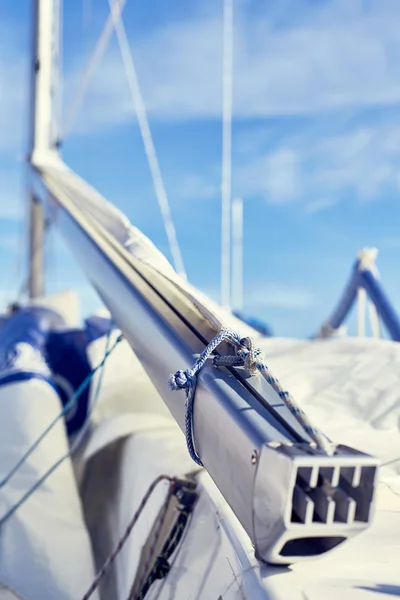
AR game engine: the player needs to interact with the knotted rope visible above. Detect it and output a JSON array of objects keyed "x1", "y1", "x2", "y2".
[{"x1": 169, "y1": 330, "x2": 333, "y2": 466}]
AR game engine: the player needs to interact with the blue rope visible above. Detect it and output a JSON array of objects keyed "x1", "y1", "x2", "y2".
[
  {"x1": 0, "y1": 327, "x2": 122, "y2": 527},
  {"x1": 169, "y1": 330, "x2": 333, "y2": 466}
]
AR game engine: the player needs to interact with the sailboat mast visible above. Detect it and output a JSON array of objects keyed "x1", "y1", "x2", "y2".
[
  {"x1": 28, "y1": 0, "x2": 61, "y2": 298},
  {"x1": 221, "y1": 0, "x2": 233, "y2": 308},
  {"x1": 231, "y1": 196, "x2": 243, "y2": 310}
]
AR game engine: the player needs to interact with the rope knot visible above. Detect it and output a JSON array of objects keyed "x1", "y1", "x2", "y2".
[
  {"x1": 212, "y1": 335, "x2": 263, "y2": 374},
  {"x1": 237, "y1": 337, "x2": 262, "y2": 374},
  {"x1": 168, "y1": 369, "x2": 194, "y2": 391},
  {"x1": 168, "y1": 328, "x2": 334, "y2": 464}
]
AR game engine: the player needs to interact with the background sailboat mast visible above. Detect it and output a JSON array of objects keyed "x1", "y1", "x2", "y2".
[
  {"x1": 221, "y1": 0, "x2": 233, "y2": 308},
  {"x1": 231, "y1": 196, "x2": 243, "y2": 310},
  {"x1": 28, "y1": 0, "x2": 61, "y2": 298}
]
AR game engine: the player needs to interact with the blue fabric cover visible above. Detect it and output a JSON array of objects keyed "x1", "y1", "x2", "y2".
[{"x1": 0, "y1": 306, "x2": 101, "y2": 436}]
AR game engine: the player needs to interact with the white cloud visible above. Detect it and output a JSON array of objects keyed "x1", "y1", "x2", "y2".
[
  {"x1": 63, "y1": 0, "x2": 400, "y2": 132},
  {"x1": 169, "y1": 172, "x2": 218, "y2": 201},
  {"x1": 4, "y1": 1, "x2": 400, "y2": 144},
  {"x1": 60, "y1": 0, "x2": 400, "y2": 213},
  {"x1": 234, "y1": 120, "x2": 400, "y2": 207},
  {"x1": 134, "y1": 116, "x2": 400, "y2": 207},
  {"x1": 4, "y1": 1, "x2": 400, "y2": 218},
  {"x1": 236, "y1": 148, "x2": 301, "y2": 204},
  {"x1": 245, "y1": 282, "x2": 317, "y2": 311},
  {"x1": 304, "y1": 197, "x2": 338, "y2": 215}
]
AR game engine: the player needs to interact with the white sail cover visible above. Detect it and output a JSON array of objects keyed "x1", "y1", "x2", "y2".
[
  {"x1": 40, "y1": 159, "x2": 259, "y2": 338},
  {"x1": 0, "y1": 304, "x2": 98, "y2": 600}
]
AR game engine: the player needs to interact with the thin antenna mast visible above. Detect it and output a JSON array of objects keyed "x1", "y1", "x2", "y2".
[
  {"x1": 28, "y1": 0, "x2": 61, "y2": 298},
  {"x1": 221, "y1": 0, "x2": 233, "y2": 307}
]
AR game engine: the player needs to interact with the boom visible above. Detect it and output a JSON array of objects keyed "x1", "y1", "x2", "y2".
[{"x1": 33, "y1": 156, "x2": 379, "y2": 565}]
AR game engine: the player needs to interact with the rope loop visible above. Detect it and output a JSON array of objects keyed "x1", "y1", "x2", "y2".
[{"x1": 169, "y1": 329, "x2": 334, "y2": 465}]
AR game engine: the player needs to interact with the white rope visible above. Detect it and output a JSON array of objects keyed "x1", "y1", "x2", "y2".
[
  {"x1": 107, "y1": 0, "x2": 187, "y2": 279},
  {"x1": 221, "y1": 0, "x2": 233, "y2": 307},
  {"x1": 61, "y1": 0, "x2": 128, "y2": 141}
]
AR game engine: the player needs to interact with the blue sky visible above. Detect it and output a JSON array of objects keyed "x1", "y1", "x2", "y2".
[{"x1": 2, "y1": 0, "x2": 400, "y2": 337}]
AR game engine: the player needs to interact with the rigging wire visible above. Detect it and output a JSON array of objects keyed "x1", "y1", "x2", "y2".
[
  {"x1": 61, "y1": 0, "x2": 128, "y2": 141},
  {"x1": 106, "y1": 0, "x2": 187, "y2": 279},
  {"x1": 221, "y1": 0, "x2": 234, "y2": 307}
]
